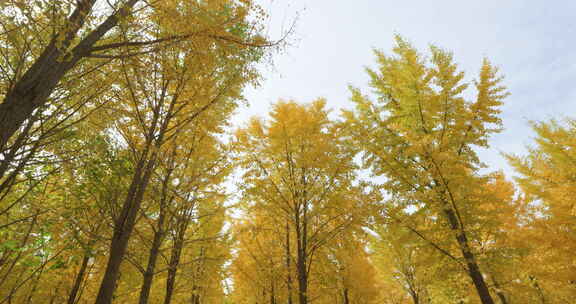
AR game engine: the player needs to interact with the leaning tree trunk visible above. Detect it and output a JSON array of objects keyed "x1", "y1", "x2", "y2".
[
  {"x1": 94, "y1": 154, "x2": 156, "y2": 304},
  {"x1": 0, "y1": 0, "x2": 140, "y2": 152},
  {"x1": 138, "y1": 168, "x2": 174, "y2": 304},
  {"x1": 441, "y1": 204, "x2": 495, "y2": 304},
  {"x1": 67, "y1": 254, "x2": 90, "y2": 304}
]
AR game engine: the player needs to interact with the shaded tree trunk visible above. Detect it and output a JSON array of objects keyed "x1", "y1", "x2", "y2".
[
  {"x1": 190, "y1": 291, "x2": 200, "y2": 304},
  {"x1": 285, "y1": 221, "x2": 293, "y2": 304},
  {"x1": 343, "y1": 288, "x2": 349, "y2": 304},
  {"x1": 0, "y1": 0, "x2": 140, "y2": 152},
  {"x1": 94, "y1": 154, "x2": 157, "y2": 304},
  {"x1": 295, "y1": 173, "x2": 310, "y2": 304},
  {"x1": 164, "y1": 241, "x2": 181, "y2": 304},
  {"x1": 138, "y1": 204, "x2": 167, "y2": 304},
  {"x1": 189, "y1": 246, "x2": 206, "y2": 304},
  {"x1": 270, "y1": 280, "x2": 276, "y2": 304},
  {"x1": 295, "y1": 212, "x2": 308, "y2": 304},
  {"x1": 164, "y1": 220, "x2": 190, "y2": 304},
  {"x1": 67, "y1": 254, "x2": 90, "y2": 304},
  {"x1": 441, "y1": 204, "x2": 494, "y2": 304}
]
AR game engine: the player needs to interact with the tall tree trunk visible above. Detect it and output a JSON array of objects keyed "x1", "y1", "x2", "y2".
[
  {"x1": 441, "y1": 205, "x2": 494, "y2": 304},
  {"x1": 67, "y1": 254, "x2": 90, "y2": 304},
  {"x1": 164, "y1": 222, "x2": 189, "y2": 304},
  {"x1": 189, "y1": 246, "x2": 205, "y2": 304},
  {"x1": 138, "y1": 205, "x2": 167, "y2": 304},
  {"x1": 270, "y1": 280, "x2": 276, "y2": 304},
  {"x1": 342, "y1": 288, "x2": 349, "y2": 304},
  {"x1": 0, "y1": 0, "x2": 140, "y2": 152},
  {"x1": 190, "y1": 290, "x2": 200, "y2": 304},
  {"x1": 94, "y1": 155, "x2": 156, "y2": 304},
  {"x1": 296, "y1": 215, "x2": 308, "y2": 304},
  {"x1": 0, "y1": 0, "x2": 95, "y2": 151},
  {"x1": 163, "y1": 242, "x2": 180, "y2": 304},
  {"x1": 285, "y1": 221, "x2": 293, "y2": 304}
]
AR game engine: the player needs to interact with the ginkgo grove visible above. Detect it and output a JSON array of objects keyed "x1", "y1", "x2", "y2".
[{"x1": 0, "y1": 3, "x2": 574, "y2": 303}]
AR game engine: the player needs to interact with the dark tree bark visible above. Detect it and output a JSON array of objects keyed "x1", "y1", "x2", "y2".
[
  {"x1": 163, "y1": 238, "x2": 182, "y2": 304},
  {"x1": 164, "y1": 217, "x2": 191, "y2": 304},
  {"x1": 0, "y1": 0, "x2": 140, "y2": 152},
  {"x1": 285, "y1": 221, "x2": 293, "y2": 304},
  {"x1": 342, "y1": 288, "x2": 349, "y2": 304},
  {"x1": 190, "y1": 292, "x2": 200, "y2": 304},
  {"x1": 137, "y1": 205, "x2": 167, "y2": 304},
  {"x1": 270, "y1": 280, "x2": 276, "y2": 304},
  {"x1": 67, "y1": 254, "x2": 90, "y2": 304},
  {"x1": 295, "y1": 209, "x2": 308, "y2": 304},
  {"x1": 95, "y1": 68, "x2": 176, "y2": 304},
  {"x1": 441, "y1": 202, "x2": 494, "y2": 304},
  {"x1": 408, "y1": 289, "x2": 419, "y2": 304},
  {"x1": 189, "y1": 245, "x2": 207, "y2": 304},
  {"x1": 94, "y1": 153, "x2": 157, "y2": 304},
  {"x1": 138, "y1": 163, "x2": 175, "y2": 304}
]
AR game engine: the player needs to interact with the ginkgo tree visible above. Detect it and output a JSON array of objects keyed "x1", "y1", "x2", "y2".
[
  {"x1": 344, "y1": 36, "x2": 510, "y2": 304},
  {"x1": 91, "y1": 26, "x2": 261, "y2": 302},
  {"x1": 0, "y1": 0, "x2": 273, "y2": 153},
  {"x1": 1, "y1": 9, "x2": 574, "y2": 303},
  {"x1": 506, "y1": 118, "x2": 576, "y2": 302},
  {"x1": 0, "y1": 0, "x2": 278, "y2": 238},
  {"x1": 231, "y1": 212, "x2": 289, "y2": 303},
  {"x1": 234, "y1": 99, "x2": 372, "y2": 304},
  {"x1": 0, "y1": 1, "x2": 275, "y2": 303}
]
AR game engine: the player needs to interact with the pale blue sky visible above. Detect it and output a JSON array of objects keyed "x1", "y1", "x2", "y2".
[{"x1": 237, "y1": 0, "x2": 576, "y2": 176}]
